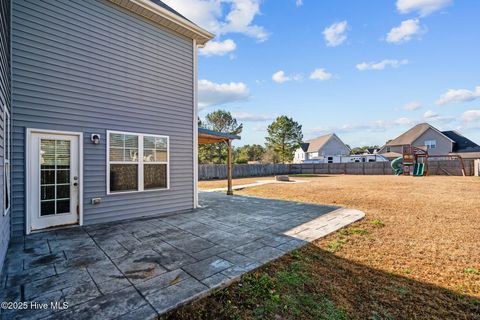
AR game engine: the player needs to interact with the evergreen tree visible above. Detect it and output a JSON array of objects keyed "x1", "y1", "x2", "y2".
[
  {"x1": 265, "y1": 116, "x2": 303, "y2": 163},
  {"x1": 198, "y1": 110, "x2": 242, "y2": 164}
]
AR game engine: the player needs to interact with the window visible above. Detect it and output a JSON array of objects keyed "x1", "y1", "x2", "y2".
[
  {"x1": 327, "y1": 156, "x2": 333, "y2": 163},
  {"x1": 386, "y1": 147, "x2": 391, "y2": 152},
  {"x1": 4, "y1": 108, "x2": 10, "y2": 215},
  {"x1": 107, "y1": 131, "x2": 169, "y2": 194},
  {"x1": 425, "y1": 140, "x2": 437, "y2": 149}
]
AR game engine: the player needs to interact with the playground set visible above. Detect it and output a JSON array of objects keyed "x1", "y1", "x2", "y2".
[
  {"x1": 391, "y1": 145, "x2": 467, "y2": 176},
  {"x1": 391, "y1": 146, "x2": 428, "y2": 176}
]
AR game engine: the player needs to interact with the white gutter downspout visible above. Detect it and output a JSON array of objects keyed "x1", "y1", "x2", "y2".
[{"x1": 193, "y1": 39, "x2": 199, "y2": 208}]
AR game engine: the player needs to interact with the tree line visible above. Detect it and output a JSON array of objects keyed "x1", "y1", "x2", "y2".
[
  {"x1": 198, "y1": 109, "x2": 303, "y2": 164},
  {"x1": 198, "y1": 109, "x2": 380, "y2": 164}
]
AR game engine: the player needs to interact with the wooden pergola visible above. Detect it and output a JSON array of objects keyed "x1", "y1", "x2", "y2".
[{"x1": 198, "y1": 128, "x2": 241, "y2": 195}]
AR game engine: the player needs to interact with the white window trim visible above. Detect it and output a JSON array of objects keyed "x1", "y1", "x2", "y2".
[
  {"x1": 106, "y1": 130, "x2": 170, "y2": 195},
  {"x1": 425, "y1": 140, "x2": 437, "y2": 149},
  {"x1": 3, "y1": 107, "x2": 10, "y2": 216}
]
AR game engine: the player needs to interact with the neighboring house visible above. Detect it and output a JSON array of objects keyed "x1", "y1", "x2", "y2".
[
  {"x1": 294, "y1": 133, "x2": 351, "y2": 163},
  {"x1": 379, "y1": 123, "x2": 480, "y2": 159},
  {"x1": 442, "y1": 131, "x2": 480, "y2": 159},
  {"x1": 0, "y1": 0, "x2": 214, "y2": 267}
]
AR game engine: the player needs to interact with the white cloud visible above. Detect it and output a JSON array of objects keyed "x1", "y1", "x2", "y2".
[
  {"x1": 461, "y1": 110, "x2": 480, "y2": 122},
  {"x1": 295, "y1": 0, "x2": 303, "y2": 7},
  {"x1": 272, "y1": 70, "x2": 302, "y2": 83},
  {"x1": 403, "y1": 101, "x2": 421, "y2": 110},
  {"x1": 198, "y1": 79, "x2": 250, "y2": 108},
  {"x1": 231, "y1": 112, "x2": 276, "y2": 122},
  {"x1": 386, "y1": 19, "x2": 423, "y2": 43},
  {"x1": 396, "y1": 0, "x2": 452, "y2": 16},
  {"x1": 423, "y1": 110, "x2": 438, "y2": 118},
  {"x1": 435, "y1": 86, "x2": 480, "y2": 105},
  {"x1": 162, "y1": 0, "x2": 268, "y2": 41},
  {"x1": 418, "y1": 110, "x2": 454, "y2": 123},
  {"x1": 323, "y1": 21, "x2": 348, "y2": 47},
  {"x1": 356, "y1": 59, "x2": 409, "y2": 71},
  {"x1": 199, "y1": 39, "x2": 237, "y2": 56},
  {"x1": 394, "y1": 117, "x2": 417, "y2": 126},
  {"x1": 309, "y1": 68, "x2": 333, "y2": 81}
]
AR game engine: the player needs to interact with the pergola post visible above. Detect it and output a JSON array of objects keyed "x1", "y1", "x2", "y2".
[
  {"x1": 198, "y1": 128, "x2": 240, "y2": 197},
  {"x1": 227, "y1": 139, "x2": 233, "y2": 195}
]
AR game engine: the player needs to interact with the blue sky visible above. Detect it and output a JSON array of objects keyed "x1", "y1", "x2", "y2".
[{"x1": 163, "y1": 0, "x2": 480, "y2": 147}]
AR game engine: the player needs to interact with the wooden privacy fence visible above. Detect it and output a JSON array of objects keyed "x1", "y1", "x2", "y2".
[
  {"x1": 199, "y1": 160, "x2": 476, "y2": 180},
  {"x1": 199, "y1": 164, "x2": 290, "y2": 180}
]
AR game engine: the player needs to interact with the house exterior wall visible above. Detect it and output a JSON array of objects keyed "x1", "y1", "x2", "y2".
[
  {"x1": 412, "y1": 128, "x2": 452, "y2": 156},
  {"x1": 11, "y1": 0, "x2": 195, "y2": 235},
  {"x1": 293, "y1": 148, "x2": 305, "y2": 163},
  {"x1": 319, "y1": 136, "x2": 350, "y2": 156},
  {"x1": 379, "y1": 128, "x2": 453, "y2": 156},
  {"x1": 0, "y1": 0, "x2": 10, "y2": 267},
  {"x1": 379, "y1": 145, "x2": 403, "y2": 154}
]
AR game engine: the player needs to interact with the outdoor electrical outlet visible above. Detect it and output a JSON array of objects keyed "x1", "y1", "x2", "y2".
[{"x1": 91, "y1": 197, "x2": 102, "y2": 205}]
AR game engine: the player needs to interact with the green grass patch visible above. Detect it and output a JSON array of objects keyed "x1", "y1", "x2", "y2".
[
  {"x1": 370, "y1": 219, "x2": 385, "y2": 227},
  {"x1": 402, "y1": 268, "x2": 412, "y2": 275},
  {"x1": 219, "y1": 250, "x2": 348, "y2": 319},
  {"x1": 464, "y1": 268, "x2": 480, "y2": 275},
  {"x1": 340, "y1": 227, "x2": 369, "y2": 236},
  {"x1": 326, "y1": 239, "x2": 347, "y2": 253}
]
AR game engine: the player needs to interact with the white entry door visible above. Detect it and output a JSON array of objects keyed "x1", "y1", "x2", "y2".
[{"x1": 29, "y1": 132, "x2": 80, "y2": 231}]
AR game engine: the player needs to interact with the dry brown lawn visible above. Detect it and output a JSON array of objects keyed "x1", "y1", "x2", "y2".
[
  {"x1": 167, "y1": 175, "x2": 480, "y2": 319},
  {"x1": 212, "y1": 175, "x2": 480, "y2": 296}
]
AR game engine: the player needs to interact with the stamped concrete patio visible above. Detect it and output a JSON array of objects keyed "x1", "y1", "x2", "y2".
[{"x1": 0, "y1": 192, "x2": 364, "y2": 319}]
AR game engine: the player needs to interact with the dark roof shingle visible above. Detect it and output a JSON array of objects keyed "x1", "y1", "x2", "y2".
[
  {"x1": 442, "y1": 130, "x2": 480, "y2": 152},
  {"x1": 149, "y1": 0, "x2": 192, "y2": 23}
]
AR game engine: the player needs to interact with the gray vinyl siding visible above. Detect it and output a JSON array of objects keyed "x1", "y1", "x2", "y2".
[
  {"x1": 11, "y1": 0, "x2": 194, "y2": 235},
  {"x1": 0, "y1": 0, "x2": 10, "y2": 267},
  {"x1": 379, "y1": 145, "x2": 403, "y2": 154},
  {"x1": 413, "y1": 128, "x2": 453, "y2": 156},
  {"x1": 319, "y1": 136, "x2": 350, "y2": 156}
]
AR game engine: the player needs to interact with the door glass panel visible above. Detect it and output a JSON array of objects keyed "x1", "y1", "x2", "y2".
[
  {"x1": 41, "y1": 201, "x2": 55, "y2": 216},
  {"x1": 40, "y1": 139, "x2": 71, "y2": 216},
  {"x1": 41, "y1": 186, "x2": 55, "y2": 200},
  {"x1": 56, "y1": 200, "x2": 70, "y2": 214},
  {"x1": 41, "y1": 170, "x2": 55, "y2": 185},
  {"x1": 56, "y1": 185, "x2": 70, "y2": 199},
  {"x1": 56, "y1": 170, "x2": 70, "y2": 184}
]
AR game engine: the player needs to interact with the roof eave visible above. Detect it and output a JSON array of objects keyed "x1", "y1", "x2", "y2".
[{"x1": 108, "y1": 0, "x2": 214, "y2": 45}]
